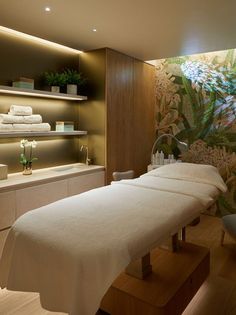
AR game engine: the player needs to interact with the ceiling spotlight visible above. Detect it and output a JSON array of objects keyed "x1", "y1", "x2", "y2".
[
  {"x1": 45, "y1": 6, "x2": 51, "y2": 12},
  {"x1": 92, "y1": 28, "x2": 97, "y2": 32}
]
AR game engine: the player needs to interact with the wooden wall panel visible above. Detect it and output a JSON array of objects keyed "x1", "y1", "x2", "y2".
[
  {"x1": 133, "y1": 60, "x2": 155, "y2": 176},
  {"x1": 106, "y1": 49, "x2": 134, "y2": 183}
]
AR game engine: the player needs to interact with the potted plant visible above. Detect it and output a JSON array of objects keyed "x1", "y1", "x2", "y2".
[
  {"x1": 63, "y1": 69, "x2": 87, "y2": 95},
  {"x1": 44, "y1": 71, "x2": 66, "y2": 93}
]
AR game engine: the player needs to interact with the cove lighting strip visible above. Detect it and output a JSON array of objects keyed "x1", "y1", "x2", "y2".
[
  {"x1": 0, "y1": 25, "x2": 83, "y2": 54},
  {"x1": 0, "y1": 86, "x2": 87, "y2": 100}
]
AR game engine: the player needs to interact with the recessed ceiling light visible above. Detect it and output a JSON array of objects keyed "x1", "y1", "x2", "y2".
[
  {"x1": 45, "y1": 6, "x2": 51, "y2": 12},
  {"x1": 92, "y1": 28, "x2": 97, "y2": 32}
]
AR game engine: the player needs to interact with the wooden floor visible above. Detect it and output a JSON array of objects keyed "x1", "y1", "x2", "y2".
[{"x1": 0, "y1": 215, "x2": 235, "y2": 315}]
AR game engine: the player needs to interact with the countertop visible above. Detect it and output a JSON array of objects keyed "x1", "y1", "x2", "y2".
[{"x1": 0, "y1": 163, "x2": 105, "y2": 192}]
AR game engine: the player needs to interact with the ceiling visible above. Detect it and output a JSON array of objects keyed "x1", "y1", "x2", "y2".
[{"x1": 0, "y1": 0, "x2": 235, "y2": 61}]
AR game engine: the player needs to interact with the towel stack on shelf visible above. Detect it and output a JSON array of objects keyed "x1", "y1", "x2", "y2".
[{"x1": 0, "y1": 105, "x2": 51, "y2": 132}]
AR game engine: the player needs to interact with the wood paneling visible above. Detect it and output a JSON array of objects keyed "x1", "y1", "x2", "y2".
[
  {"x1": 106, "y1": 49, "x2": 155, "y2": 183},
  {"x1": 133, "y1": 59, "x2": 155, "y2": 176},
  {"x1": 79, "y1": 48, "x2": 155, "y2": 184},
  {"x1": 106, "y1": 49, "x2": 134, "y2": 183}
]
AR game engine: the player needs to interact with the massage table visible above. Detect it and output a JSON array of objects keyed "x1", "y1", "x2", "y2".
[{"x1": 0, "y1": 163, "x2": 227, "y2": 315}]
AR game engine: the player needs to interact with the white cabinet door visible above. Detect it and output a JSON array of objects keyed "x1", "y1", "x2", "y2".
[
  {"x1": 16, "y1": 180, "x2": 68, "y2": 218},
  {"x1": 0, "y1": 228, "x2": 10, "y2": 259},
  {"x1": 0, "y1": 191, "x2": 16, "y2": 230},
  {"x1": 68, "y1": 171, "x2": 105, "y2": 196}
]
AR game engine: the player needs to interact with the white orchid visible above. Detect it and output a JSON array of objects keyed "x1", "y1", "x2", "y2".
[{"x1": 20, "y1": 139, "x2": 38, "y2": 170}]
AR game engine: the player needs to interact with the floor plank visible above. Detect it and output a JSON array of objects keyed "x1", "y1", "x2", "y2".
[{"x1": 0, "y1": 215, "x2": 235, "y2": 315}]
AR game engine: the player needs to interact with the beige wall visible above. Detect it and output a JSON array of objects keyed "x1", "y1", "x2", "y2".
[
  {"x1": 79, "y1": 49, "x2": 106, "y2": 166},
  {"x1": 0, "y1": 33, "x2": 82, "y2": 173}
]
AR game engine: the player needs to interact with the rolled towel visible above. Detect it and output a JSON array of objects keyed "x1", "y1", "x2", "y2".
[
  {"x1": 9, "y1": 105, "x2": 33, "y2": 116},
  {"x1": 0, "y1": 123, "x2": 13, "y2": 131},
  {"x1": 12, "y1": 123, "x2": 51, "y2": 132},
  {"x1": 0, "y1": 114, "x2": 42, "y2": 124}
]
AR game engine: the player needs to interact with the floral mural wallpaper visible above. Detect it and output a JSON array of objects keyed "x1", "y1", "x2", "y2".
[{"x1": 153, "y1": 49, "x2": 236, "y2": 216}]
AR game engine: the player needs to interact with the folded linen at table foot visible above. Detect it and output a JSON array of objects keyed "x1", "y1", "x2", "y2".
[
  {"x1": 12, "y1": 123, "x2": 51, "y2": 132},
  {"x1": 9, "y1": 105, "x2": 33, "y2": 116},
  {"x1": 0, "y1": 114, "x2": 42, "y2": 124},
  {"x1": 0, "y1": 123, "x2": 13, "y2": 131}
]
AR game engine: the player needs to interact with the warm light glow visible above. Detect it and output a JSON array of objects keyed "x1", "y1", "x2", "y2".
[
  {"x1": 45, "y1": 6, "x2": 51, "y2": 12},
  {"x1": 92, "y1": 28, "x2": 97, "y2": 32},
  {"x1": 0, "y1": 86, "x2": 87, "y2": 101},
  {"x1": 0, "y1": 25, "x2": 83, "y2": 54}
]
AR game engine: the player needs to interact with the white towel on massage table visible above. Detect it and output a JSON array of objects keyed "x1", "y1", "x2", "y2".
[
  {"x1": 112, "y1": 176, "x2": 219, "y2": 208},
  {"x1": 0, "y1": 114, "x2": 42, "y2": 124},
  {"x1": 9, "y1": 105, "x2": 33, "y2": 116},
  {"x1": 0, "y1": 164, "x2": 227, "y2": 315}
]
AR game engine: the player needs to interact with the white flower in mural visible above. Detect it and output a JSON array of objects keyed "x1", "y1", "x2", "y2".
[{"x1": 180, "y1": 60, "x2": 227, "y2": 93}]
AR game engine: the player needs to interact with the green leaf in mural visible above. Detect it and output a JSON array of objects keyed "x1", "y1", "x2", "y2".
[{"x1": 182, "y1": 75, "x2": 199, "y2": 113}]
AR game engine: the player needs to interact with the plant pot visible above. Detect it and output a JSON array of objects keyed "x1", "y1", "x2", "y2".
[
  {"x1": 67, "y1": 84, "x2": 77, "y2": 95},
  {"x1": 51, "y1": 86, "x2": 60, "y2": 93},
  {"x1": 22, "y1": 164, "x2": 32, "y2": 175}
]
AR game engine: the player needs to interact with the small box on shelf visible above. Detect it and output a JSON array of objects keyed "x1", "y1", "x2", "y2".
[
  {"x1": 55, "y1": 121, "x2": 74, "y2": 132},
  {"x1": 0, "y1": 164, "x2": 8, "y2": 180},
  {"x1": 12, "y1": 77, "x2": 34, "y2": 90}
]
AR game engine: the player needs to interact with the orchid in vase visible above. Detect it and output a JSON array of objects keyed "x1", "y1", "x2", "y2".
[{"x1": 20, "y1": 139, "x2": 38, "y2": 175}]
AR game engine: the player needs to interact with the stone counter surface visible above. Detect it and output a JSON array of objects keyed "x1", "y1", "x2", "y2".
[{"x1": 0, "y1": 163, "x2": 105, "y2": 192}]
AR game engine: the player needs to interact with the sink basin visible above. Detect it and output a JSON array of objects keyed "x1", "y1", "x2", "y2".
[{"x1": 52, "y1": 165, "x2": 85, "y2": 172}]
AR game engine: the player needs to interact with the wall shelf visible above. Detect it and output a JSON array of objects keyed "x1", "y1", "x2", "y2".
[
  {"x1": 0, "y1": 85, "x2": 87, "y2": 101},
  {"x1": 0, "y1": 131, "x2": 87, "y2": 138}
]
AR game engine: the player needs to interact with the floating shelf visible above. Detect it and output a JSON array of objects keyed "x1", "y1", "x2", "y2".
[
  {"x1": 0, "y1": 131, "x2": 88, "y2": 138},
  {"x1": 0, "y1": 85, "x2": 87, "y2": 101}
]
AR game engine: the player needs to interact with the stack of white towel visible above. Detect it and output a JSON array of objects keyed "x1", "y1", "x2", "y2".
[{"x1": 0, "y1": 105, "x2": 51, "y2": 132}]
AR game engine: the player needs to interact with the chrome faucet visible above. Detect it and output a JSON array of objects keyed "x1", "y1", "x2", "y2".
[{"x1": 80, "y1": 145, "x2": 91, "y2": 165}]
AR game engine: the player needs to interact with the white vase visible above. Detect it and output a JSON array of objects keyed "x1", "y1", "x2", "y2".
[
  {"x1": 51, "y1": 86, "x2": 60, "y2": 93},
  {"x1": 67, "y1": 84, "x2": 77, "y2": 95}
]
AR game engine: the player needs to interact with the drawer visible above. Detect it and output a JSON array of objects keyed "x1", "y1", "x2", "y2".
[
  {"x1": 0, "y1": 191, "x2": 15, "y2": 230},
  {"x1": 68, "y1": 171, "x2": 105, "y2": 196},
  {"x1": 0, "y1": 228, "x2": 10, "y2": 259},
  {"x1": 16, "y1": 179, "x2": 68, "y2": 218}
]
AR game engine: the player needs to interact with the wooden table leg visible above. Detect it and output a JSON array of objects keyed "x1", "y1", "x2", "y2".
[
  {"x1": 181, "y1": 227, "x2": 186, "y2": 241},
  {"x1": 125, "y1": 252, "x2": 152, "y2": 279}
]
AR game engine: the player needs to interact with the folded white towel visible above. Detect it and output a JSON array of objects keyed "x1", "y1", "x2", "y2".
[
  {"x1": 12, "y1": 123, "x2": 51, "y2": 132},
  {"x1": 0, "y1": 114, "x2": 42, "y2": 124},
  {"x1": 23, "y1": 115, "x2": 42, "y2": 124},
  {"x1": 0, "y1": 123, "x2": 13, "y2": 131},
  {"x1": 9, "y1": 105, "x2": 33, "y2": 116},
  {"x1": 30, "y1": 123, "x2": 51, "y2": 132},
  {"x1": 0, "y1": 114, "x2": 22, "y2": 124},
  {"x1": 12, "y1": 124, "x2": 31, "y2": 131}
]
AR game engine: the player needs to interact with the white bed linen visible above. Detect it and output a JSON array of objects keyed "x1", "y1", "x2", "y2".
[
  {"x1": 0, "y1": 164, "x2": 226, "y2": 315},
  {"x1": 112, "y1": 176, "x2": 219, "y2": 208}
]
